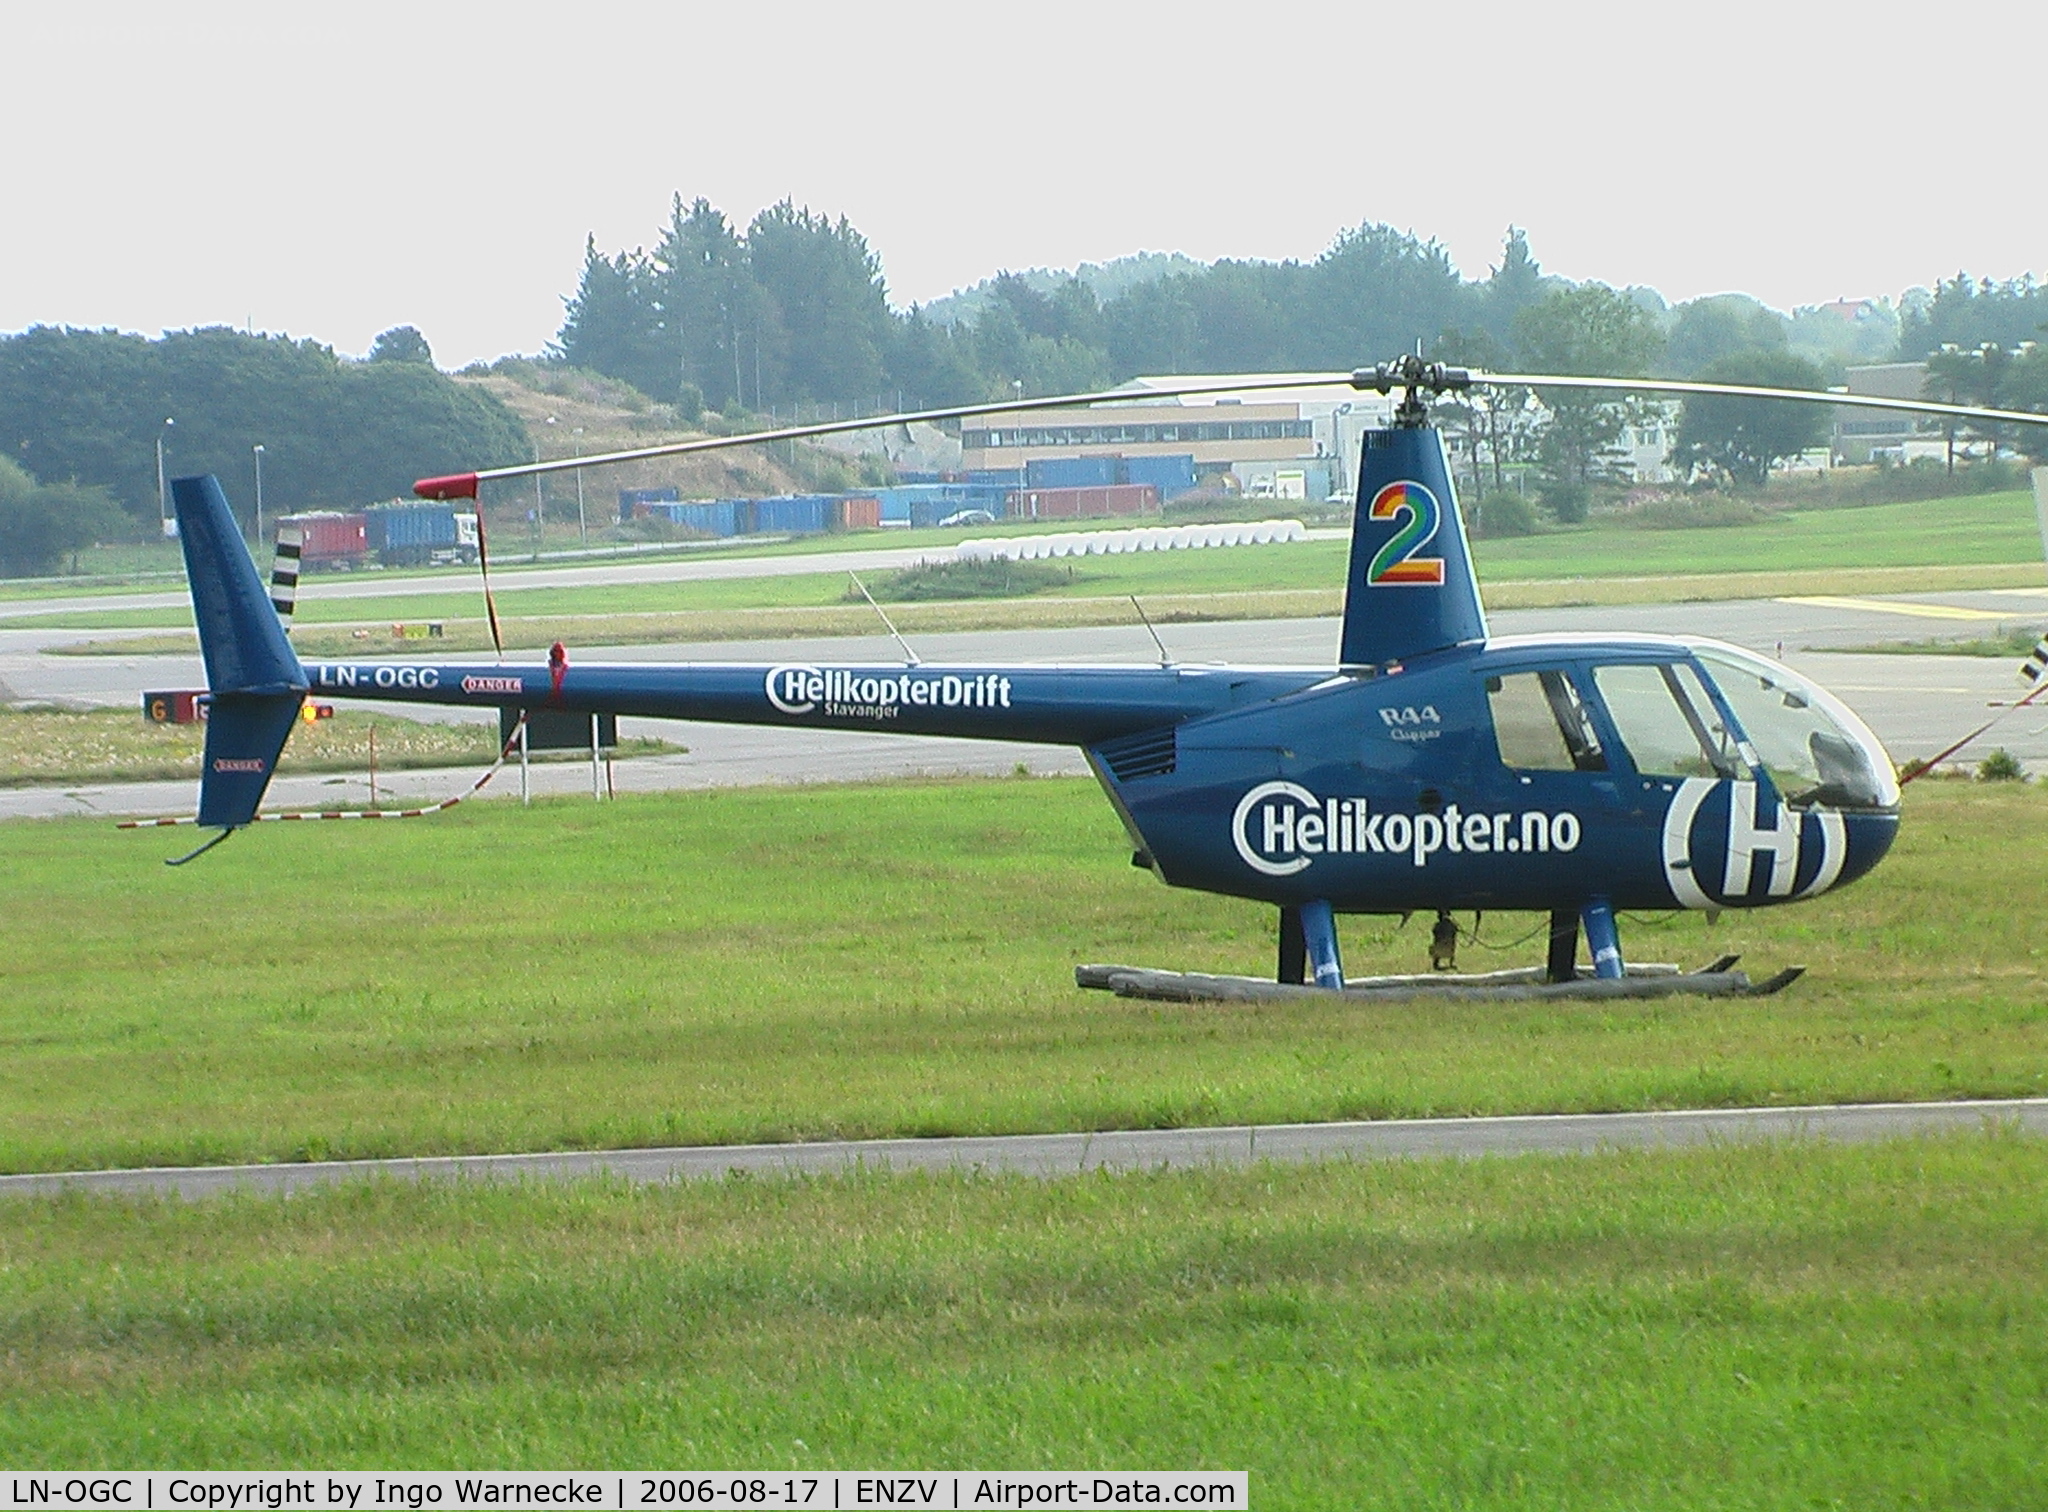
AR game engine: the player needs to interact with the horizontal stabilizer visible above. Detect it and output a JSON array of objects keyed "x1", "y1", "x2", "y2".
[{"x1": 197, "y1": 692, "x2": 304, "y2": 829}]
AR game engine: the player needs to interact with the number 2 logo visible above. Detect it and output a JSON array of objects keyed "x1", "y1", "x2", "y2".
[{"x1": 1365, "y1": 481, "x2": 1445, "y2": 586}]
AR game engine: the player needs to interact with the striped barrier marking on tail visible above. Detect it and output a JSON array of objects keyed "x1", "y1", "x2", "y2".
[
  {"x1": 269, "y1": 524, "x2": 303, "y2": 626},
  {"x1": 2019, "y1": 634, "x2": 2048, "y2": 687}
]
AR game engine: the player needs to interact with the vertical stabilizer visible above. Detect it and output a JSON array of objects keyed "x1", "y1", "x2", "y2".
[
  {"x1": 1337, "y1": 426, "x2": 1487, "y2": 668},
  {"x1": 172, "y1": 474, "x2": 308, "y2": 829}
]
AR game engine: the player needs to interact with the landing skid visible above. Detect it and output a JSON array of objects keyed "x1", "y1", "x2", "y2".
[{"x1": 1076, "y1": 956, "x2": 1804, "y2": 1004}]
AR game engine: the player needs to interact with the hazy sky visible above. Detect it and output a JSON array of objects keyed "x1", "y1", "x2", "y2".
[{"x1": 5, "y1": 1, "x2": 2040, "y2": 370}]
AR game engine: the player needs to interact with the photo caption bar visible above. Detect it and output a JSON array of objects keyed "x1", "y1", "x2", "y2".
[{"x1": 0, "y1": 1474, "x2": 1246, "y2": 1511}]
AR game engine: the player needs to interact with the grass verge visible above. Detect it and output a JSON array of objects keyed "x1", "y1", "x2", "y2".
[
  {"x1": 0, "y1": 707, "x2": 679, "y2": 787},
  {"x1": 2, "y1": 777, "x2": 2044, "y2": 1172},
  {"x1": 1842, "y1": 625, "x2": 2047, "y2": 658},
  {"x1": 0, "y1": 1135, "x2": 2042, "y2": 1499}
]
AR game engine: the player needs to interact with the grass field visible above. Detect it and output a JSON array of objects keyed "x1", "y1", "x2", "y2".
[
  {"x1": 6, "y1": 776, "x2": 2047, "y2": 1493},
  {"x1": 1477, "y1": 487, "x2": 2041, "y2": 579},
  {"x1": 3, "y1": 776, "x2": 2044, "y2": 1174},
  {"x1": 0, "y1": 706, "x2": 678, "y2": 787},
  {"x1": 2, "y1": 1135, "x2": 2043, "y2": 1499}
]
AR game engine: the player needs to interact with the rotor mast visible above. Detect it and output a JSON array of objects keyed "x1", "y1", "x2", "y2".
[{"x1": 1352, "y1": 356, "x2": 1473, "y2": 428}]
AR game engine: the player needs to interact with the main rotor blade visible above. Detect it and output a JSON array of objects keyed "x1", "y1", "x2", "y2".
[
  {"x1": 414, "y1": 372, "x2": 1351, "y2": 498},
  {"x1": 416, "y1": 365, "x2": 2048, "y2": 499},
  {"x1": 1470, "y1": 372, "x2": 2048, "y2": 431}
]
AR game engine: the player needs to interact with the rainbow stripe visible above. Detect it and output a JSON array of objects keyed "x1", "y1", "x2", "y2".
[{"x1": 1365, "y1": 481, "x2": 1446, "y2": 586}]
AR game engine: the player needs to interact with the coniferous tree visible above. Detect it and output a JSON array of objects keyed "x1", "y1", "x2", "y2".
[
  {"x1": 653, "y1": 196, "x2": 746, "y2": 411},
  {"x1": 744, "y1": 202, "x2": 893, "y2": 407},
  {"x1": 556, "y1": 237, "x2": 670, "y2": 400}
]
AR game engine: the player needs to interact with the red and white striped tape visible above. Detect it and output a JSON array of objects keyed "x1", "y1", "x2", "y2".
[{"x1": 118, "y1": 715, "x2": 528, "y2": 830}]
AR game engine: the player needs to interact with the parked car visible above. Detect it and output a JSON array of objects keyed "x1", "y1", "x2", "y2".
[{"x1": 938, "y1": 508, "x2": 997, "y2": 528}]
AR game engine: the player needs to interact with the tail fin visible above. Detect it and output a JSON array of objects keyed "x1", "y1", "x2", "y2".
[
  {"x1": 172, "y1": 475, "x2": 308, "y2": 829},
  {"x1": 1337, "y1": 426, "x2": 1488, "y2": 668}
]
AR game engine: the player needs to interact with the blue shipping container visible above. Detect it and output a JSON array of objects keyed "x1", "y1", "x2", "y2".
[
  {"x1": 750, "y1": 495, "x2": 835, "y2": 535},
  {"x1": 692, "y1": 501, "x2": 741, "y2": 537},
  {"x1": 366, "y1": 502, "x2": 468, "y2": 564},
  {"x1": 965, "y1": 469, "x2": 1024, "y2": 489},
  {"x1": 1121, "y1": 453, "x2": 1198, "y2": 501},
  {"x1": 1026, "y1": 456, "x2": 1120, "y2": 489},
  {"x1": 635, "y1": 500, "x2": 741, "y2": 536}
]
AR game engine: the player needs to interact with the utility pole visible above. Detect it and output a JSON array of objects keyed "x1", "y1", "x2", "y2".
[
  {"x1": 252, "y1": 444, "x2": 266, "y2": 545},
  {"x1": 533, "y1": 416, "x2": 553, "y2": 561},
  {"x1": 573, "y1": 426, "x2": 587, "y2": 543}
]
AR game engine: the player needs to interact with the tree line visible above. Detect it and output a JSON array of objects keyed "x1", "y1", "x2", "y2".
[
  {"x1": 556, "y1": 199, "x2": 2048, "y2": 506},
  {"x1": 0, "y1": 325, "x2": 528, "y2": 564},
  {"x1": 5, "y1": 203, "x2": 2045, "y2": 577},
  {"x1": 556, "y1": 202, "x2": 1564, "y2": 414}
]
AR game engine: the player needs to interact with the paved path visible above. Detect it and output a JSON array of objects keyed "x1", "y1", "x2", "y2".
[
  {"x1": 4, "y1": 1098, "x2": 2040, "y2": 1200},
  {"x1": 0, "y1": 530, "x2": 1355, "y2": 620},
  {"x1": 8, "y1": 598, "x2": 2046, "y2": 821}
]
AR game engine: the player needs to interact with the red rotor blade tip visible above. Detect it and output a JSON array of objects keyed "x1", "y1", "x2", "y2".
[{"x1": 414, "y1": 472, "x2": 480, "y2": 500}]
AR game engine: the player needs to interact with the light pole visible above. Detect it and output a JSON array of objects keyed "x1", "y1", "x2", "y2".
[
  {"x1": 572, "y1": 426, "x2": 586, "y2": 544},
  {"x1": 156, "y1": 417, "x2": 176, "y2": 538},
  {"x1": 533, "y1": 415, "x2": 554, "y2": 562},
  {"x1": 252, "y1": 444, "x2": 266, "y2": 544}
]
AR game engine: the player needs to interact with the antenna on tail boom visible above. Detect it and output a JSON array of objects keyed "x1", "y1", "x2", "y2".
[{"x1": 848, "y1": 572, "x2": 921, "y2": 666}]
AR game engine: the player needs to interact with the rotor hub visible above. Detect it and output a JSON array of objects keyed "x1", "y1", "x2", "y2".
[{"x1": 1352, "y1": 357, "x2": 1472, "y2": 428}]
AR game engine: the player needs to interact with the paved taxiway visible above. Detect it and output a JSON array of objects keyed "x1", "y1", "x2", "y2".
[
  {"x1": 3, "y1": 1098, "x2": 2040, "y2": 1200},
  {"x1": 5, "y1": 586, "x2": 2047, "y2": 822}
]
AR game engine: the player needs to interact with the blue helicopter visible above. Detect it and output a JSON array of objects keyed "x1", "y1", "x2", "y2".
[{"x1": 160, "y1": 358, "x2": 2048, "y2": 1000}]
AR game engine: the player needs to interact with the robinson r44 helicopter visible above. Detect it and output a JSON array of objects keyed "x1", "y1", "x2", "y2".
[{"x1": 157, "y1": 358, "x2": 2048, "y2": 1001}]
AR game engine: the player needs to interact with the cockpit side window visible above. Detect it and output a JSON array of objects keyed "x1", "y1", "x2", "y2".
[
  {"x1": 1592, "y1": 662, "x2": 1740, "y2": 780},
  {"x1": 1486, "y1": 670, "x2": 1607, "y2": 772}
]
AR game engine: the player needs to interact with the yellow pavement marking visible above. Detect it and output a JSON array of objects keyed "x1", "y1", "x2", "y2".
[{"x1": 1778, "y1": 595, "x2": 2015, "y2": 621}]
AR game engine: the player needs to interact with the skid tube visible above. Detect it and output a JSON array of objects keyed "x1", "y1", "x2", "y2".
[{"x1": 1075, "y1": 956, "x2": 1804, "y2": 1005}]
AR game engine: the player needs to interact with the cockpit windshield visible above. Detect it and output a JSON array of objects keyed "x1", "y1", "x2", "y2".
[
  {"x1": 1590, "y1": 662, "x2": 1740, "y2": 781},
  {"x1": 1692, "y1": 645, "x2": 1899, "y2": 811}
]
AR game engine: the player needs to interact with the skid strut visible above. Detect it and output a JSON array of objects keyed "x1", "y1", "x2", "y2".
[
  {"x1": 1278, "y1": 905, "x2": 1306, "y2": 986},
  {"x1": 1298, "y1": 900, "x2": 1344, "y2": 989},
  {"x1": 1546, "y1": 910, "x2": 1579, "y2": 984},
  {"x1": 1581, "y1": 898, "x2": 1625, "y2": 980}
]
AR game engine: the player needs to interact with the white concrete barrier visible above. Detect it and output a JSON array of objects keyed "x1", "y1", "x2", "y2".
[{"x1": 953, "y1": 520, "x2": 1309, "y2": 565}]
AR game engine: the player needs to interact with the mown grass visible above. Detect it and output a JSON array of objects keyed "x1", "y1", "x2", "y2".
[
  {"x1": 0, "y1": 707, "x2": 679, "y2": 787},
  {"x1": 1852, "y1": 625, "x2": 2047, "y2": 658},
  {"x1": 1, "y1": 1136, "x2": 2043, "y2": 1500},
  {"x1": 2, "y1": 777, "x2": 2044, "y2": 1173}
]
